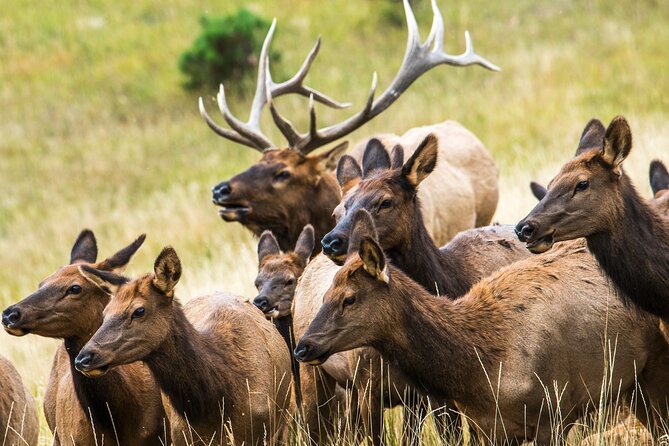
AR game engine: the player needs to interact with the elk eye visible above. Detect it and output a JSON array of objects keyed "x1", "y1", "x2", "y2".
[
  {"x1": 274, "y1": 170, "x2": 291, "y2": 181},
  {"x1": 67, "y1": 285, "x2": 82, "y2": 295},
  {"x1": 343, "y1": 296, "x2": 356, "y2": 308},
  {"x1": 379, "y1": 199, "x2": 392, "y2": 210},
  {"x1": 575, "y1": 181, "x2": 589, "y2": 192},
  {"x1": 286, "y1": 278, "x2": 295, "y2": 286},
  {"x1": 132, "y1": 307, "x2": 145, "y2": 319}
]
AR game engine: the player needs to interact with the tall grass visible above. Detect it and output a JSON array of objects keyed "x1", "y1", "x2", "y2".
[{"x1": 1, "y1": 0, "x2": 668, "y2": 443}]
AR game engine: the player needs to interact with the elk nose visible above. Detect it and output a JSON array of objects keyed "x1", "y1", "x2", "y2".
[
  {"x1": 1, "y1": 307, "x2": 20, "y2": 327},
  {"x1": 74, "y1": 351, "x2": 94, "y2": 371},
  {"x1": 212, "y1": 181, "x2": 232, "y2": 203},
  {"x1": 321, "y1": 234, "x2": 345, "y2": 257},
  {"x1": 515, "y1": 222, "x2": 536, "y2": 242},
  {"x1": 253, "y1": 295, "x2": 269, "y2": 311},
  {"x1": 294, "y1": 342, "x2": 311, "y2": 362}
]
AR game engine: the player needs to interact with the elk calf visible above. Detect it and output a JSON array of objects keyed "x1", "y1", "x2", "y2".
[
  {"x1": 0, "y1": 355, "x2": 38, "y2": 446},
  {"x1": 1, "y1": 230, "x2": 167, "y2": 446},
  {"x1": 297, "y1": 219, "x2": 669, "y2": 444},
  {"x1": 74, "y1": 247, "x2": 292, "y2": 446}
]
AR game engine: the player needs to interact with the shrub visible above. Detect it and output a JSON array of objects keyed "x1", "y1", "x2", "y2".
[{"x1": 179, "y1": 8, "x2": 279, "y2": 91}]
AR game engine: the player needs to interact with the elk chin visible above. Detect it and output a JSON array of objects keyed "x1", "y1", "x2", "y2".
[
  {"x1": 3, "y1": 326, "x2": 29, "y2": 337},
  {"x1": 526, "y1": 232, "x2": 555, "y2": 254},
  {"x1": 78, "y1": 365, "x2": 110, "y2": 378},
  {"x1": 218, "y1": 205, "x2": 251, "y2": 222}
]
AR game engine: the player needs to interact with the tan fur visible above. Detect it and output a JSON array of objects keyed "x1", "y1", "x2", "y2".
[
  {"x1": 0, "y1": 355, "x2": 38, "y2": 446},
  {"x1": 350, "y1": 121, "x2": 498, "y2": 245}
]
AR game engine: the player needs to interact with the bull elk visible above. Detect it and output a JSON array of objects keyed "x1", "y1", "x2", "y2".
[
  {"x1": 0, "y1": 355, "x2": 38, "y2": 446},
  {"x1": 73, "y1": 246, "x2": 292, "y2": 446},
  {"x1": 296, "y1": 213, "x2": 669, "y2": 444},
  {"x1": 516, "y1": 117, "x2": 669, "y2": 319},
  {"x1": 1, "y1": 230, "x2": 168, "y2": 446},
  {"x1": 201, "y1": 0, "x2": 500, "y2": 254}
]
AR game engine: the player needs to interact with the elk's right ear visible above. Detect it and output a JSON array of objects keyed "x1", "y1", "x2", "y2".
[
  {"x1": 402, "y1": 134, "x2": 438, "y2": 189},
  {"x1": 153, "y1": 247, "x2": 181, "y2": 296},
  {"x1": 70, "y1": 230, "x2": 98, "y2": 264},
  {"x1": 358, "y1": 237, "x2": 388, "y2": 284},
  {"x1": 96, "y1": 234, "x2": 146, "y2": 273},
  {"x1": 530, "y1": 182, "x2": 547, "y2": 200},
  {"x1": 316, "y1": 141, "x2": 349, "y2": 171},
  {"x1": 650, "y1": 160, "x2": 669, "y2": 196},
  {"x1": 362, "y1": 138, "x2": 391, "y2": 177},
  {"x1": 294, "y1": 225, "x2": 315, "y2": 266},
  {"x1": 258, "y1": 231, "x2": 281, "y2": 264},
  {"x1": 336, "y1": 155, "x2": 362, "y2": 194},
  {"x1": 601, "y1": 116, "x2": 632, "y2": 175},
  {"x1": 575, "y1": 118, "x2": 606, "y2": 156},
  {"x1": 390, "y1": 144, "x2": 405, "y2": 169},
  {"x1": 347, "y1": 209, "x2": 378, "y2": 257},
  {"x1": 78, "y1": 265, "x2": 128, "y2": 295}
]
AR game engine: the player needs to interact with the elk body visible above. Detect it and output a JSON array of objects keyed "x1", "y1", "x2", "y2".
[
  {"x1": 296, "y1": 223, "x2": 669, "y2": 445},
  {"x1": 1, "y1": 230, "x2": 167, "y2": 446},
  {"x1": 74, "y1": 247, "x2": 292, "y2": 446},
  {"x1": 517, "y1": 117, "x2": 669, "y2": 319},
  {"x1": 203, "y1": 0, "x2": 500, "y2": 254},
  {"x1": 0, "y1": 355, "x2": 38, "y2": 446}
]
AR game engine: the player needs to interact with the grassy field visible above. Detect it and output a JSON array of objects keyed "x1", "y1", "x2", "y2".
[{"x1": 1, "y1": 0, "x2": 669, "y2": 443}]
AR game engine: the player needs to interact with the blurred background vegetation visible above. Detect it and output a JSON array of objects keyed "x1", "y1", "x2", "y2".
[{"x1": 1, "y1": 0, "x2": 668, "y2": 442}]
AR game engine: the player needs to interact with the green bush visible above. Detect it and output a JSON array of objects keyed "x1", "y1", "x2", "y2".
[{"x1": 178, "y1": 8, "x2": 279, "y2": 91}]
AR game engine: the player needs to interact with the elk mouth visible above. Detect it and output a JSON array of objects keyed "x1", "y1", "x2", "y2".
[
  {"x1": 79, "y1": 365, "x2": 110, "y2": 378},
  {"x1": 214, "y1": 202, "x2": 251, "y2": 222},
  {"x1": 525, "y1": 232, "x2": 555, "y2": 254},
  {"x1": 3, "y1": 325, "x2": 29, "y2": 336}
]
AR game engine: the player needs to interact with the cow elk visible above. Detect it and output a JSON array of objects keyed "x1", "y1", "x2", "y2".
[
  {"x1": 296, "y1": 216, "x2": 669, "y2": 444},
  {"x1": 1, "y1": 230, "x2": 168, "y2": 446},
  {"x1": 517, "y1": 117, "x2": 669, "y2": 319},
  {"x1": 0, "y1": 355, "x2": 39, "y2": 446},
  {"x1": 201, "y1": 0, "x2": 499, "y2": 254},
  {"x1": 74, "y1": 246, "x2": 292, "y2": 446}
]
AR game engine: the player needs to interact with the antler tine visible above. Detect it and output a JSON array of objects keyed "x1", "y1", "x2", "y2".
[
  {"x1": 198, "y1": 98, "x2": 258, "y2": 149},
  {"x1": 218, "y1": 85, "x2": 274, "y2": 149},
  {"x1": 427, "y1": 0, "x2": 445, "y2": 52},
  {"x1": 266, "y1": 77, "x2": 302, "y2": 147}
]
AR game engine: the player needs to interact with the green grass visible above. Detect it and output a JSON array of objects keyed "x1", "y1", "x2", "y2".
[{"x1": 1, "y1": 0, "x2": 669, "y2": 443}]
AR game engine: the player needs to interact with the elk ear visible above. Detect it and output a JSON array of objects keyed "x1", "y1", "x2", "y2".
[
  {"x1": 530, "y1": 182, "x2": 547, "y2": 200},
  {"x1": 650, "y1": 160, "x2": 669, "y2": 196},
  {"x1": 336, "y1": 155, "x2": 362, "y2": 194},
  {"x1": 358, "y1": 237, "x2": 389, "y2": 284},
  {"x1": 294, "y1": 225, "x2": 315, "y2": 266},
  {"x1": 362, "y1": 139, "x2": 391, "y2": 177},
  {"x1": 315, "y1": 141, "x2": 349, "y2": 171},
  {"x1": 347, "y1": 209, "x2": 378, "y2": 257},
  {"x1": 153, "y1": 247, "x2": 181, "y2": 295},
  {"x1": 96, "y1": 234, "x2": 146, "y2": 272},
  {"x1": 258, "y1": 231, "x2": 281, "y2": 264},
  {"x1": 575, "y1": 118, "x2": 606, "y2": 156},
  {"x1": 402, "y1": 134, "x2": 438, "y2": 188},
  {"x1": 79, "y1": 265, "x2": 128, "y2": 295},
  {"x1": 390, "y1": 144, "x2": 405, "y2": 169},
  {"x1": 601, "y1": 116, "x2": 632, "y2": 174},
  {"x1": 70, "y1": 230, "x2": 98, "y2": 264}
]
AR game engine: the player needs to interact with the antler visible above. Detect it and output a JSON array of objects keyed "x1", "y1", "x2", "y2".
[
  {"x1": 199, "y1": 19, "x2": 350, "y2": 152},
  {"x1": 201, "y1": 0, "x2": 500, "y2": 154}
]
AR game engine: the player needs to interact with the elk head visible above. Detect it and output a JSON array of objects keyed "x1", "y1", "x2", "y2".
[
  {"x1": 322, "y1": 134, "x2": 437, "y2": 264},
  {"x1": 516, "y1": 116, "x2": 633, "y2": 253},
  {"x1": 253, "y1": 225, "x2": 314, "y2": 318},
  {"x1": 74, "y1": 247, "x2": 181, "y2": 377},
  {"x1": 2, "y1": 230, "x2": 145, "y2": 339},
  {"x1": 295, "y1": 209, "x2": 391, "y2": 365},
  {"x1": 200, "y1": 0, "x2": 499, "y2": 253}
]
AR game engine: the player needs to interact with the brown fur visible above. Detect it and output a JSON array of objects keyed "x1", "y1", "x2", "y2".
[
  {"x1": 297, "y1": 235, "x2": 669, "y2": 445},
  {"x1": 0, "y1": 355, "x2": 38, "y2": 446},
  {"x1": 75, "y1": 247, "x2": 292, "y2": 446},
  {"x1": 1, "y1": 231, "x2": 167, "y2": 446}
]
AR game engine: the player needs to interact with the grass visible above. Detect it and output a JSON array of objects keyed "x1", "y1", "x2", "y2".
[{"x1": 1, "y1": 0, "x2": 668, "y2": 443}]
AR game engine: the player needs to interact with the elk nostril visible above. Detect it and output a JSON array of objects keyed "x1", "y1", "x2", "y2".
[
  {"x1": 253, "y1": 296, "x2": 268, "y2": 311},
  {"x1": 515, "y1": 223, "x2": 536, "y2": 241},
  {"x1": 1, "y1": 308, "x2": 20, "y2": 326},
  {"x1": 322, "y1": 235, "x2": 344, "y2": 256},
  {"x1": 75, "y1": 352, "x2": 93, "y2": 370},
  {"x1": 294, "y1": 343, "x2": 310, "y2": 362}
]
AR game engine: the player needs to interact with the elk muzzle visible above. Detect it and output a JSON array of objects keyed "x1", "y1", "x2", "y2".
[
  {"x1": 514, "y1": 219, "x2": 555, "y2": 254},
  {"x1": 211, "y1": 180, "x2": 250, "y2": 222},
  {"x1": 294, "y1": 340, "x2": 331, "y2": 366},
  {"x1": 1, "y1": 306, "x2": 28, "y2": 336},
  {"x1": 321, "y1": 232, "x2": 347, "y2": 265},
  {"x1": 74, "y1": 348, "x2": 110, "y2": 378}
]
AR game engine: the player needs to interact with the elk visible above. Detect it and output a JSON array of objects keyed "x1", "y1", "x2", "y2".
[
  {"x1": 296, "y1": 215, "x2": 669, "y2": 445},
  {"x1": 73, "y1": 246, "x2": 293, "y2": 446},
  {"x1": 516, "y1": 117, "x2": 669, "y2": 319},
  {"x1": 1, "y1": 230, "x2": 168, "y2": 446},
  {"x1": 0, "y1": 355, "x2": 38, "y2": 446},
  {"x1": 201, "y1": 0, "x2": 500, "y2": 254}
]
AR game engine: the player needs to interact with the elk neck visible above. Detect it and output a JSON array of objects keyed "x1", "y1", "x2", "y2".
[{"x1": 587, "y1": 173, "x2": 669, "y2": 318}]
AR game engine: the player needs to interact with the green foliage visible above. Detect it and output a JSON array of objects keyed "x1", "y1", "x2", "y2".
[{"x1": 178, "y1": 8, "x2": 278, "y2": 91}]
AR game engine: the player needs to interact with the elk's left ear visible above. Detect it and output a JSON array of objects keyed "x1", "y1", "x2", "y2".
[
  {"x1": 79, "y1": 265, "x2": 128, "y2": 295},
  {"x1": 294, "y1": 225, "x2": 315, "y2": 266},
  {"x1": 575, "y1": 118, "x2": 606, "y2": 156},
  {"x1": 315, "y1": 141, "x2": 349, "y2": 171},
  {"x1": 402, "y1": 134, "x2": 438, "y2": 188},
  {"x1": 601, "y1": 116, "x2": 632, "y2": 175},
  {"x1": 390, "y1": 144, "x2": 405, "y2": 169},
  {"x1": 362, "y1": 138, "x2": 391, "y2": 177},
  {"x1": 153, "y1": 247, "x2": 182, "y2": 296},
  {"x1": 358, "y1": 237, "x2": 389, "y2": 284},
  {"x1": 96, "y1": 234, "x2": 146, "y2": 273},
  {"x1": 530, "y1": 182, "x2": 547, "y2": 201},
  {"x1": 258, "y1": 231, "x2": 281, "y2": 264},
  {"x1": 650, "y1": 160, "x2": 669, "y2": 196},
  {"x1": 70, "y1": 230, "x2": 98, "y2": 264},
  {"x1": 336, "y1": 155, "x2": 362, "y2": 194}
]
